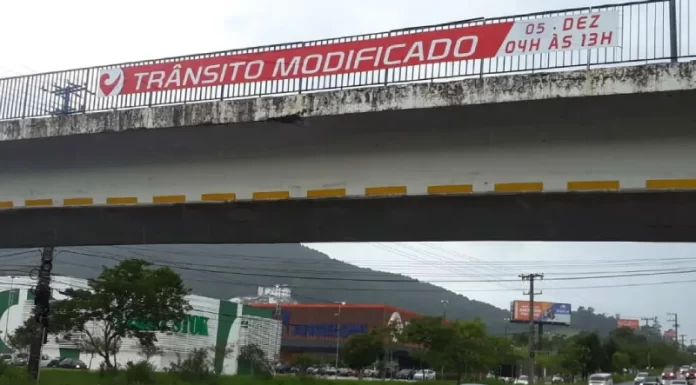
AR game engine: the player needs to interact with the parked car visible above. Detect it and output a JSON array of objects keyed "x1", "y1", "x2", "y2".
[
  {"x1": 396, "y1": 369, "x2": 415, "y2": 380},
  {"x1": 57, "y1": 358, "x2": 88, "y2": 369},
  {"x1": 413, "y1": 369, "x2": 436, "y2": 381},
  {"x1": 45, "y1": 359, "x2": 62, "y2": 368}
]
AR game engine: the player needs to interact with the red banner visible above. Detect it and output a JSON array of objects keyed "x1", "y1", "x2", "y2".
[{"x1": 98, "y1": 11, "x2": 620, "y2": 97}]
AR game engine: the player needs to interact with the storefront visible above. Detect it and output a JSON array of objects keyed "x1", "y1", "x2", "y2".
[
  {"x1": 250, "y1": 303, "x2": 421, "y2": 363},
  {"x1": 0, "y1": 276, "x2": 281, "y2": 374}
]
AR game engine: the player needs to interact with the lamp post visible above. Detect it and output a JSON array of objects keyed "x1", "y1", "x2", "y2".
[
  {"x1": 439, "y1": 299, "x2": 449, "y2": 377},
  {"x1": 441, "y1": 299, "x2": 449, "y2": 321},
  {"x1": 335, "y1": 301, "x2": 345, "y2": 377}
]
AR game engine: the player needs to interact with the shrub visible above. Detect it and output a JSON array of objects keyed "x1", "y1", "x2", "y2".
[
  {"x1": 0, "y1": 359, "x2": 32, "y2": 385},
  {"x1": 126, "y1": 360, "x2": 157, "y2": 384},
  {"x1": 166, "y1": 348, "x2": 215, "y2": 383}
]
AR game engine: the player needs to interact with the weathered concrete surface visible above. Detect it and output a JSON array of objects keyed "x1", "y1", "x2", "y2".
[{"x1": 1, "y1": 62, "x2": 694, "y2": 141}]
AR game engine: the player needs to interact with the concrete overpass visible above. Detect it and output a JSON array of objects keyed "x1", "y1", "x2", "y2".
[{"x1": 1, "y1": 61, "x2": 696, "y2": 247}]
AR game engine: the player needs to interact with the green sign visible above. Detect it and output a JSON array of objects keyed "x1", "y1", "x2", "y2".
[{"x1": 126, "y1": 314, "x2": 209, "y2": 337}]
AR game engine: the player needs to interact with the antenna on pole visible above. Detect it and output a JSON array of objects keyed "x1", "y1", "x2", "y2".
[{"x1": 41, "y1": 81, "x2": 93, "y2": 116}]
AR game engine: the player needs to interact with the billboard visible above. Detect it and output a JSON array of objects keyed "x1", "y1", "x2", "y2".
[
  {"x1": 617, "y1": 318, "x2": 640, "y2": 330},
  {"x1": 664, "y1": 329, "x2": 677, "y2": 340},
  {"x1": 510, "y1": 300, "x2": 571, "y2": 326},
  {"x1": 97, "y1": 11, "x2": 620, "y2": 97}
]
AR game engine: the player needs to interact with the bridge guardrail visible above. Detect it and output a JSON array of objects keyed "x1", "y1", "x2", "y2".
[{"x1": 0, "y1": 0, "x2": 693, "y2": 122}]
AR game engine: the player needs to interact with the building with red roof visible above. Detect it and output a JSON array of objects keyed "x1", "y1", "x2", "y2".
[{"x1": 250, "y1": 303, "x2": 422, "y2": 363}]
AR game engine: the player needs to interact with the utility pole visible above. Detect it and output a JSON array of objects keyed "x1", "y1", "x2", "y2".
[
  {"x1": 520, "y1": 273, "x2": 543, "y2": 385},
  {"x1": 439, "y1": 299, "x2": 449, "y2": 378},
  {"x1": 680, "y1": 335, "x2": 687, "y2": 350},
  {"x1": 668, "y1": 313, "x2": 679, "y2": 347},
  {"x1": 641, "y1": 317, "x2": 659, "y2": 340},
  {"x1": 27, "y1": 246, "x2": 54, "y2": 380},
  {"x1": 641, "y1": 317, "x2": 654, "y2": 327}
]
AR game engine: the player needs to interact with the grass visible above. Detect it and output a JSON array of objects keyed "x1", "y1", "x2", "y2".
[
  {"x1": 1, "y1": 368, "x2": 635, "y2": 385},
  {"x1": 1, "y1": 369, "x2": 468, "y2": 385}
]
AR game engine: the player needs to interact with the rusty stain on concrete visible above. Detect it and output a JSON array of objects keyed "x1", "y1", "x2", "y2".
[{"x1": 1, "y1": 62, "x2": 695, "y2": 142}]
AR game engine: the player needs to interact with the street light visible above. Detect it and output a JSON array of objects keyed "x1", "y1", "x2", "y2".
[
  {"x1": 440, "y1": 300, "x2": 449, "y2": 321},
  {"x1": 335, "y1": 301, "x2": 346, "y2": 377}
]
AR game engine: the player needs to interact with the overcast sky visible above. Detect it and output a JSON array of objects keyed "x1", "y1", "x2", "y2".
[
  {"x1": 1, "y1": 0, "x2": 692, "y2": 336},
  {"x1": 0, "y1": 0, "x2": 643, "y2": 76}
]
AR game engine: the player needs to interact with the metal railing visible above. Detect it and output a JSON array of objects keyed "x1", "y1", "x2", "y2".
[{"x1": 0, "y1": 0, "x2": 693, "y2": 122}]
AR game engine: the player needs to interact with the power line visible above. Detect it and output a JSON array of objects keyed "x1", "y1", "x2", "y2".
[
  {"x1": 3, "y1": 269, "x2": 696, "y2": 294},
  {"x1": 58, "y1": 249, "x2": 696, "y2": 284},
  {"x1": 116, "y1": 244, "x2": 696, "y2": 267}
]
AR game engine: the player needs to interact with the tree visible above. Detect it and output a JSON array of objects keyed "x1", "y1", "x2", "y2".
[
  {"x1": 488, "y1": 335, "x2": 517, "y2": 368},
  {"x1": 5, "y1": 319, "x2": 34, "y2": 354},
  {"x1": 612, "y1": 352, "x2": 630, "y2": 373},
  {"x1": 602, "y1": 338, "x2": 619, "y2": 372},
  {"x1": 50, "y1": 259, "x2": 191, "y2": 368},
  {"x1": 558, "y1": 343, "x2": 586, "y2": 380},
  {"x1": 575, "y1": 332, "x2": 605, "y2": 377},
  {"x1": 137, "y1": 339, "x2": 163, "y2": 362},
  {"x1": 538, "y1": 354, "x2": 562, "y2": 376},
  {"x1": 445, "y1": 319, "x2": 489, "y2": 384},
  {"x1": 291, "y1": 354, "x2": 315, "y2": 374},
  {"x1": 341, "y1": 331, "x2": 384, "y2": 377},
  {"x1": 239, "y1": 344, "x2": 272, "y2": 378},
  {"x1": 402, "y1": 316, "x2": 450, "y2": 375}
]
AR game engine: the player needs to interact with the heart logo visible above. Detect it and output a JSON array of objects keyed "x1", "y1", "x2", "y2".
[{"x1": 98, "y1": 68, "x2": 124, "y2": 97}]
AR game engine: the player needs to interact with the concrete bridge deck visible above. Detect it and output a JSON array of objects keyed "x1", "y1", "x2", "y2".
[
  {"x1": 0, "y1": 61, "x2": 695, "y2": 246},
  {"x1": 0, "y1": 62, "x2": 694, "y2": 212}
]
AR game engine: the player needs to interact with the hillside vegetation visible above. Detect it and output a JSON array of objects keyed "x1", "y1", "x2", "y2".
[{"x1": 6, "y1": 244, "x2": 621, "y2": 335}]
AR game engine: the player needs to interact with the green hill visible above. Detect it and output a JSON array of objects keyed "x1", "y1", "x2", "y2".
[{"x1": 3, "y1": 243, "x2": 621, "y2": 335}]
